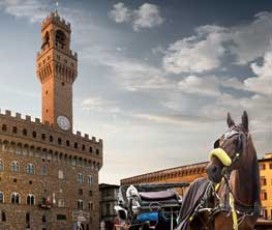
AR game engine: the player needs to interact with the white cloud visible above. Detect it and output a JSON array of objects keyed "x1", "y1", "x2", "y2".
[
  {"x1": 178, "y1": 75, "x2": 220, "y2": 96},
  {"x1": 110, "y1": 2, "x2": 164, "y2": 31},
  {"x1": 81, "y1": 97, "x2": 120, "y2": 113},
  {"x1": 163, "y1": 12, "x2": 272, "y2": 74},
  {"x1": 1, "y1": 0, "x2": 49, "y2": 22},
  {"x1": 244, "y1": 49, "x2": 272, "y2": 96},
  {"x1": 109, "y1": 2, "x2": 131, "y2": 23},
  {"x1": 163, "y1": 26, "x2": 227, "y2": 73}
]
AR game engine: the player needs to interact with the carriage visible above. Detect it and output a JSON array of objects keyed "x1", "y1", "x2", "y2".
[
  {"x1": 114, "y1": 182, "x2": 189, "y2": 230},
  {"x1": 115, "y1": 111, "x2": 264, "y2": 230}
]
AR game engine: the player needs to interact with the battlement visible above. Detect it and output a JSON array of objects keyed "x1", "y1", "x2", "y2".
[
  {"x1": 0, "y1": 109, "x2": 103, "y2": 148},
  {"x1": 41, "y1": 11, "x2": 71, "y2": 32}
]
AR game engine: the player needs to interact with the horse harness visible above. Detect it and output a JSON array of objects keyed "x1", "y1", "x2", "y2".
[{"x1": 190, "y1": 130, "x2": 256, "y2": 230}]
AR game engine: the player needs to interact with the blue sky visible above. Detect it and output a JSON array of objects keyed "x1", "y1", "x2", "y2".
[{"x1": 0, "y1": 0, "x2": 272, "y2": 184}]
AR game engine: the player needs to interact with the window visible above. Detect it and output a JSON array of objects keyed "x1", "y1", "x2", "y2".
[
  {"x1": 12, "y1": 126, "x2": 17, "y2": 133},
  {"x1": 58, "y1": 170, "x2": 64, "y2": 179},
  {"x1": 1, "y1": 212, "x2": 6, "y2": 222},
  {"x1": 56, "y1": 214, "x2": 66, "y2": 220},
  {"x1": 26, "y1": 213, "x2": 30, "y2": 227},
  {"x1": 22, "y1": 129, "x2": 27, "y2": 136},
  {"x1": 32, "y1": 131, "x2": 37, "y2": 138},
  {"x1": 88, "y1": 202, "x2": 93, "y2": 211},
  {"x1": 42, "y1": 215, "x2": 46, "y2": 223},
  {"x1": 55, "y1": 30, "x2": 66, "y2": 49},
  {"x1": 96, "y1": 149, "x2": 99, "y2": 155},
  {"x1": 0, "y1": 192, "x2": 4, "y2": 203},
  {"x1": 77, "y1": 173, "x2": 84, "y2": 183},
  {"x1": 77, "y1": 200, "x2": 83, "y2": 210},
  {"x1": 49, "y1": 136, "x2": 53, "y2": 142},
  {"x1": 27, "y1": 194, "x2": 35, "y2": 205},
  {"x1": 89, "y1": 190, "x2": 93, "y2": 197},
  {"x1": 11, "y1": 161, "x2": 19, "y2": 172},
  {"x1": 89, "y1": 147, "x2": 93, "y2": 153},
  {"x1": 78, "y1": 189, "x2": 83, "y2": 196},
  {"x1": 11, "y1": 193, "x2": 20, "y2": 204},
  {"x1": 260, "y1": 177, "x2": 267, "y2": 186},
  {"x1": 259, "y1": 163, "x2": 266, "y2": 170},
  {"x1": 27, "y1": 163, "x2": 35, "y2": 174},
  {"x1": 261, "y1": 190, "x2": 267, "y2": 200},
  {"x1": 2, "y1": 124, "x2": 7, "y2": 132},
  {"x1": 58, "y1": 199, "x2": 65, "y2": 207},
  {"x1": 0, "y1": 160, "x2": 3, "y2": 171},
  {"x1": 270, "y1": 163, "x2": 272, "y2": 169},
  {"x1": 88, "y1": 175, "x2": 93, "y2": 185},
  {"x1": 41, "y1": 165, "x2": 47, "y2": 176}
]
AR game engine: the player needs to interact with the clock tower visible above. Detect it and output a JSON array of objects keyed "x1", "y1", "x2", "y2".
[{"x1": 36, "y1": 11, "x2": 78, "y2": 131}]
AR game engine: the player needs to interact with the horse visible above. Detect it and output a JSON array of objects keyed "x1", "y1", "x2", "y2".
[{"x1": 175, "y1": 111, "x2": 261, "y2": 230}]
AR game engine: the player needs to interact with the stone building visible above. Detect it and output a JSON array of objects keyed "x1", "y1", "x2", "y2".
[
  {"x1": 99, "y1": 184, "x2": 119, "y2": 230},
  {"x1": 0, "y1": 11, "x2": 103, "y2": 230},
  {"x1": 121, "y1": 162, "x2": 208, "y2": 196},
  {"x1": 259, "y1": 153, "x2": 272, "y2": 220}
]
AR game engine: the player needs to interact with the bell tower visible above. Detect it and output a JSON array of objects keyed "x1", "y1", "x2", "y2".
[{"x1": 36, "y1": 11, "x2": 78, "y2": 131}]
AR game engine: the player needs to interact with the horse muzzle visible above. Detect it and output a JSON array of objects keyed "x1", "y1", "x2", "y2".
[{"x1": 206, "y1": 163, "x2": 222, "y2": 183}]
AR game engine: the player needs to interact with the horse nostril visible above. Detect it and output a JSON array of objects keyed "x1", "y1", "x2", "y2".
[{"x1": 211, "y1": 165, "x2": 218, "y2": 174}]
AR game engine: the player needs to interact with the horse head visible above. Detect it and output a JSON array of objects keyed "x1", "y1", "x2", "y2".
[{"x1": 207, "y1": 111, "x2": 250, "y2": 183}]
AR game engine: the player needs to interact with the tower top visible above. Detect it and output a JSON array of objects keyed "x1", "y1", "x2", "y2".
[{"x1": 41, "y1": 11, "x2": 71, "y2": 32}]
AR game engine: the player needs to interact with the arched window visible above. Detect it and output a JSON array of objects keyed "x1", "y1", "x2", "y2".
[
  {"x1": 0, "y1": 192, "x2": 4, "y2": 203},
  {"x1": 11, "y1": 161, "x2": 19, "y2": 172},
  {"x1": 0, "y1": 160, "x2": 4, "y2": 171},
  {"x1": 58, "y1": 199, "x2": 65, "y2": 207},
  {"x1": 88, "y1": 175, "x2": 93, "y2": 185},
  {"x1": 1, "y1": 124, "x2": 7, "y2": 132},
  {"x1": 27, "y1": 194, "x2": 35, "y2": 205},
  {"x1": 41, "y1": 165, "x2": 47, "y2": 176},
  {"x1": 26, "y1": 163, "x2": 35, "y2": 174},
  {"x1": 55, "y1": 30, "x2": 66, "y2": 49},
  {"x1": 77, "y1": 173, "x2": 84, "y2": 183},
  {"x1": 11, "y1": 193, "x2": 20, "y2": 204},
  {"x1": 12, "y1": 126, "x2": 17, "y2": 133},
  {"x1": 58, "y1": 170, "x2": 64, "y2": 179},
  {"x1": 77, "y1": 200, "x2": 83, "y2": 210},
  {"x1": 22, "y1": 129, "x2": 27, "y2": 136}
]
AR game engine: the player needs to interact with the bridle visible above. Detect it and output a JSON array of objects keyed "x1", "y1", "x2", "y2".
[{"x1": 209, "y1": 128, "x2": 246, "y2": 175}]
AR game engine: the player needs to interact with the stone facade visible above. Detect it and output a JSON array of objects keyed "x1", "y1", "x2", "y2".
[
  {"x1": 0, "y1": 11, "x2": 103, "y2": 230},
  {"x1": 99, "y1": 184, "x2": 119, "y2": 230},
  {"x1": 121, "y1": 162, "x2": 208, "y2": 196}
]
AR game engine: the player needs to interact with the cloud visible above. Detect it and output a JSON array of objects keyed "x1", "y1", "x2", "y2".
[
  {"x1": 244, "y1": 49, "x2": 272, "y2": 96},
  {"x1": 163, "y1": 12, "x2": 272, "y2": 74},
  {"x1": 163, "y1": 25, "x2": 227, "y2": 73},
  {"x1": 81, "y1": 97, "x2": 120, "y2": 113},
  {"x1": 110, "y1": 2, "x2": 164, "y2": 31},
  {"x1": 1, "y1": 0, "x2": 49, "y2": 22},
  {"x1": 109, "y1": 2, "x2": 130, "y2": 23}
]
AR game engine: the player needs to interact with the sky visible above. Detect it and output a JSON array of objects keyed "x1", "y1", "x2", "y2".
[{"x1": 0, "y1": 0, "x2": 271, "y2": 185}]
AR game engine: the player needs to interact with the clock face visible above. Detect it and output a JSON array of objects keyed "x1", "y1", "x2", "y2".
[{"x1": 57, "y1": 116, "x2": 70, "y2": 130}]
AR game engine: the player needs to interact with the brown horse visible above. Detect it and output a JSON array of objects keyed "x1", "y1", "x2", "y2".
[{"x1": 175, "y1": 111, "x2": 260, "y2": 230}]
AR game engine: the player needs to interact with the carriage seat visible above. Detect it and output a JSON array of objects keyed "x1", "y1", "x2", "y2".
[{"x1": 139, "y1": 190, "x2": 178, "y2": 201}]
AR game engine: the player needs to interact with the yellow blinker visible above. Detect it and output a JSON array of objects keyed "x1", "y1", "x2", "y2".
[{"x1": 209, "y1": 148, "x2": 232, "y2": 166}]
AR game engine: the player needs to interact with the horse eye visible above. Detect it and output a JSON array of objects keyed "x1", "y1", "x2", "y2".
[{"x1": 213, "y1": 139, "x2": 220, "y2": 148}]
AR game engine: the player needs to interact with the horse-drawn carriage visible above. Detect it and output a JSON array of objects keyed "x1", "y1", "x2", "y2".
[
  {"x1": 114, "y1": 182, "x2": 189, "y2": 230},
  {"x1": 115, "y1": 111, "x2": 263, "y2": 230}
]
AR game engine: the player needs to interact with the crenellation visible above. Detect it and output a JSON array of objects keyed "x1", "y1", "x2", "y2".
[
  {"x1": 92, "y1": 137, "x2": 96, "y2": 142},
  {"x1": 5, "y1": 110, "x2": 11, "y2": 116},
  {"x1": 35, "y1": 118, "x2": 41, "y2": 123},
  {"x1": 84, "y1": 134, "x2": 89, "y2": 139},
  {"x1": 15, "y1": 112, "x2": 21, "y2": 119},
  {"x1": 25, "y1": 115, "x2": 31, "y2": 122},
  {"x1": 76, "y1": 131, "x2": 81, "y2": 136}
]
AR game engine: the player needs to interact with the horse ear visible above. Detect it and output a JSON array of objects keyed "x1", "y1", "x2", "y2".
[
  {"x1": 227, "y1": 112, "x2": 235, "y2": 128},
  {"x1": 241, "y1": 111, "x2": 248, "y2": 132}
]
